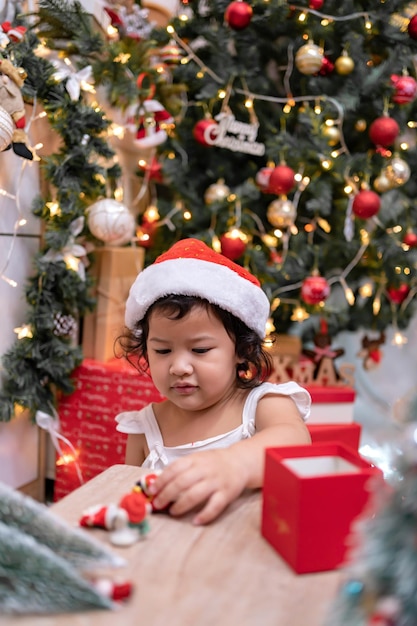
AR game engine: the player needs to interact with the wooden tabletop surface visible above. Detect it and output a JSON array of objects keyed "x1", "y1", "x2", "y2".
[{"x1": 4, "y1": 464, "x2": 343, "y2": 626}]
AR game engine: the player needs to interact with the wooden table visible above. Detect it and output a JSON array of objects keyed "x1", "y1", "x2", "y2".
[{"x1": 4, "y1": 465, "x2": 343, "y2": 626}]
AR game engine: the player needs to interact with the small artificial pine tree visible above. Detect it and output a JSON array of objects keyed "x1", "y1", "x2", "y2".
[
  {"x1": 325, "y1": 398, "x2": 417, "y2": 625},
  {"x1": 0, "y1": 482, "x2": 124, "y2": 614},
  {"x1": 139, "y1": 0, "x2": 417, "y2": 346}
]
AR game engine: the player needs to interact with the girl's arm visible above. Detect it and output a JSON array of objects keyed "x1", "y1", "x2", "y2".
[
  {"x1": 125, "y1": 433, "x2": 147, "y2": 466},
  {"x1": 149, "y1": 394, "x2": 310, "y2": 524},
  {"x1": 237, "y1": 393, "x2": 311, "y2": 489}
]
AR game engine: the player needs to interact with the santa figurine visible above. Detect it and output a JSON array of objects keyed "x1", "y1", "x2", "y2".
[
  {"x1": 0, "y1": 57, "x2": 33, "y2": 159},
  {"x1": 125, "y1": 99, "x2": 174, "y2": 148},
  {"x1": 110, "y1": 487, "x2": 152, "y2": 546}
]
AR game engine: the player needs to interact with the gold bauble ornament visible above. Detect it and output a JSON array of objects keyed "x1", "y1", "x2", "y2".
[
  {"x1": 385, "y1": 157, "x2": 411, "y2": 187},
  {"x1": 334, "y1": 52, "x2": 355, "y2": 75},
  {"x1": 373, "y1": 173, "x2": 393, "y2": 193},
  {"x1": 323, "y1": 125, "x2": 341, "y2": 146},
  {"x1": 295, "y1": 41, "x2": 324, "y2": 75},
  {"x1": 355, "y1": 119, "x2": 367, "y2": 132},
  {"x1": 204, "y1": 178, "x2": 231, "y2": 204},
  {"x1": 267, "y1": 198, "x2": 297, "y2": 228}
]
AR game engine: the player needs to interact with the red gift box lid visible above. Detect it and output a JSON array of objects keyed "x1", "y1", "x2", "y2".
[{"x1": 303, "y1": 385, "x2": 356, "y2": 403}]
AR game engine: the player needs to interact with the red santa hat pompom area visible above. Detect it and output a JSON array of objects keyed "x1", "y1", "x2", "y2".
[{"x1": 125, "y1": 238, "x2": 271, "y2": 338}]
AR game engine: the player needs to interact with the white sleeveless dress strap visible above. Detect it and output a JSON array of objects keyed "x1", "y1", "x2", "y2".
[
  {"x1": 242, "y1": 381, "x2": 310, "y2": 436},
  {"x1": 115, "y1": 405, "x2": 169, "y2": 468}
]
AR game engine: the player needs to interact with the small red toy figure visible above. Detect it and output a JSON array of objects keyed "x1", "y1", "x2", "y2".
[
  {"x1": 93, "y1": 578, "x2": 133, "y2": 602},
  {"x1": 79, "y1": 503, "x2": 122, "y2": 530},
  {"x1": 110, "y1": 487, "x2": 152, "y2": 546},
  {"x1": 136, "y1": 470, "x2": 171, "y2": 512}
]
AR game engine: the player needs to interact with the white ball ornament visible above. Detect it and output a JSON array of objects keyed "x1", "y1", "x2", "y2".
[
  {"x1": 295, "y1": 41, "x2": 324, "y2": 75},
  {"x1": 0, "y1": 105, "x2": 14, "y2": 151},
  {"x1": 87, "y1": 199, "x2": 136, "y2": 246}
]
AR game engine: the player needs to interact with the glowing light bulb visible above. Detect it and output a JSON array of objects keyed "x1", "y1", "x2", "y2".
[{"x1": 14, "y1": 324, "x2": 33, "y2": 339}]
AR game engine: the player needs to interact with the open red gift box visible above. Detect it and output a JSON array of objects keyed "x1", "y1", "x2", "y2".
[{"x1": 261, "y1": 443, "x2": 383, "y2": 574}]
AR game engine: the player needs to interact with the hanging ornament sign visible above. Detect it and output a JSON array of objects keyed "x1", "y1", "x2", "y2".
[{"x1": 205, "y1": 110, "x2": 265, "y2": 156}]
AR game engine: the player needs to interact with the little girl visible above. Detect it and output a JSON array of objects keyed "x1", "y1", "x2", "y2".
[{"x1": 115, "y1": 238, "x2": 311, "y2": 525}]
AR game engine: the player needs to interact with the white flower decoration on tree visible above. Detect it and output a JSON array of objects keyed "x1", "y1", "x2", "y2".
[
  {"x1": 52, "y1": 61, "x2": 94, "y2": 101},
  {"x1": 42, "y1": 216, "x2": 88, "y2": 280}
]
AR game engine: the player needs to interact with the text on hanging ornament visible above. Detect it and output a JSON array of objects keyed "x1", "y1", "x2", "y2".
[{"x1": 205, "y1": 112, "x2": 265, "y2": 155}]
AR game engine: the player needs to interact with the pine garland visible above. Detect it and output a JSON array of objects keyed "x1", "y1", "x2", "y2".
[{"x1": 0, "y1": 0, "x2": 173, "y2": 421}]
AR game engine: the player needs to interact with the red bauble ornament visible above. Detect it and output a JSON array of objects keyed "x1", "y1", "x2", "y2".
[
  {"x1": 220, "y1": 232, "x2": 247, "y2": 260},
  {"x1": 300, "y1": 275, "x2": 330, "y2": 305},
  {"x1": 319, "y1": 56, "x2": 334, "y2": 75},
  {"x1": 408, "y1": 15, "x2": 417, "y2": 39},
  {"x1": 391, "y1": 74, "x2": 417, "y2": 104},
  {"x1": 268, "y1": 164, "x2": 296, "y2": 195},
  {"x1": 368, "y1": 116, "x2": 400, "y2": 147},
  {"x1": 193, "y1": 118, "x2": 218, "y2": 146},
  {"x1": 387, "y1": 284, "x2": 410, "y2": 304},
  {"x1": 309, "y1": 0, "x2": 323, "y2": 8},
  {"x1": 224, "y1": 1, "x2": 253, "y2": 30},
  {"x1": 269, "y1": 250, "x2": 283, "y2": 265},
  {"x1": 403, "y1": 230, "x2": 417, "y2": 247},
  {"x1": 352, "y1": 190, "x2": 381, "y2": 219}
]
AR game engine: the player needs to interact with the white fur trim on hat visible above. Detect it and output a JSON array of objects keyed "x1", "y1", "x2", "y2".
[{"x1": 125, "y1": 247, "x2": 270, "y2": 338}]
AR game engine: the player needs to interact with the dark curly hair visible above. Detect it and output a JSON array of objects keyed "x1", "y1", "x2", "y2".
[{"x1": 116, "y1": 295, "x2": 272, "y2": 389}]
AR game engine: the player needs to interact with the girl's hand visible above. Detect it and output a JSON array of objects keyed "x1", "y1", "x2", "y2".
[{"x1": 149, "y1": 449, "x2": 249, "y2": 525}]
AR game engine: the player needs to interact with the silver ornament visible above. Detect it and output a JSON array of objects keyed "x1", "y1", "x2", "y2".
[
  {"x1": 385, "y1": 157, "x2": 411, "y2": 187},
  {"x1": 204, "y1": 179, "x2": 231, "y2": 204}
]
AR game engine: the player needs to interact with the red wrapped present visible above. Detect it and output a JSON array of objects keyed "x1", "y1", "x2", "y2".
[
  {"x1": 261, "y1": 443, "x2": 383, "y2": 574},
  {"x1": 307, "y1": 385, "x2": 356, "y2": 424},
  {"x1": 54, "y1": 358, "x2": 163, "y2": 500}
]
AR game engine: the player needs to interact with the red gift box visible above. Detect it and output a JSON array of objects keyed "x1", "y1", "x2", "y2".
[
  {"x1": 54, "y1": 358, "x2": 164, "y2": 501},
  {"x1": 261, "y1": 443, "x2": 383, "y2": 574},
  {"x1": 306, "y1": 385, "x2": 356, "y2": 424},
  {"x1": 307, "y1": 422, "x2": 361, "y2": 450}
]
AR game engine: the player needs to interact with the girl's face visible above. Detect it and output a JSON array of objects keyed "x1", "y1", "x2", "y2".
[{"x1": 146, "y1": 305, "x2": 240, "y2": 412}]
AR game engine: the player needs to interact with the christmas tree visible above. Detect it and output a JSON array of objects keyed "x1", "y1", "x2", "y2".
[
  {"x1": 325, "y1": 396, "x2": 417, "y2": 625},
  {"x1": 3, "y1": 0, "x2": 417, "y2": 417},
  {"x1": 138, "y1": 0, "x2": 417, "y2": 349}
]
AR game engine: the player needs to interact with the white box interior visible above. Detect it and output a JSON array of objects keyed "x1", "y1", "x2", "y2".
[{"x1": 283, "y1": 455, "x2": 361, "y2": 477}]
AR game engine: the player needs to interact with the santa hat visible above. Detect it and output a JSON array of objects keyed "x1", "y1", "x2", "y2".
[{"x1": 125, "y1": 238, "x2": 270, "y2": 338}]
